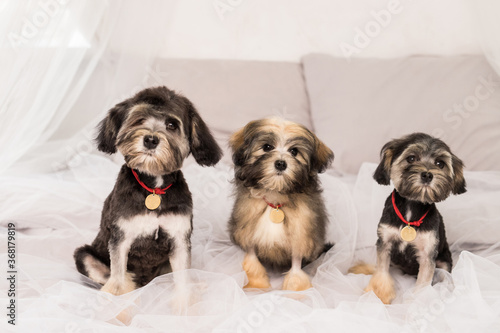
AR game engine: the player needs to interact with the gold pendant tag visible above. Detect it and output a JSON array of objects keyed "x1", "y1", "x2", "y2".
[
  {"x1": 145, "y1": 194, "x2": 161, "y2": 210},
  {"x1": 400, "y1": 225, "x2": 417, "y2": 242},
  {"x1": 269, "y1": 208, "x2": 285, "y2": 223}
]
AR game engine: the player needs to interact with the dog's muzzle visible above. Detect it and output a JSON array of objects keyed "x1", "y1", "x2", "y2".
[
  {"x1": 143, "y1": 135, "x2": 159, "y2": 149},
  {"x1": 421, "y1": 172, "x2": 433, "y2": 184},
  {"x1": 274, "y1": 160, "x2": 287, "y2": 171}
]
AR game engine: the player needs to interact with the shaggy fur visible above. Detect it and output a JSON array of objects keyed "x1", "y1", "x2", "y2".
[
  {"x1": 228, "y1": 118, "x2": 334, "y2": 291},
  {"x1": 74, "y1": 86, "x2": 222, "y2": 295},
  {"x1": 350, "y1": 133, "x2": 466, "y2": 304}
]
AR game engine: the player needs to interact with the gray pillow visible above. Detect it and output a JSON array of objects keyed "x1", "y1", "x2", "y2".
[
  {"x1": 303, "y1": 54, "x2": 500, "y2": 173},
  {"x1": 154, "y1": 58, "x2": 313, "y2": 163}
]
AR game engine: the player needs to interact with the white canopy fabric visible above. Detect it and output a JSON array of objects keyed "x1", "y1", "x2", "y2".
[
  {"x1": 0, "y1": 0, "x2": 171, "y2": 174},
  {"x1": 469, "y1": 0, "x2": 500, "y2": 75},
  {"x1": 1, "y1": 1, "x2": 500, "y2": 332},
  {"x1": 1, "y1": 157, "x2": 499, "y2": 331}
]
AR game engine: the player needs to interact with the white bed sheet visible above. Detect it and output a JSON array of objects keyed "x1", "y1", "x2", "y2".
[{"x1": 1, "y1": 154, "x2": 499, "y2": 332}]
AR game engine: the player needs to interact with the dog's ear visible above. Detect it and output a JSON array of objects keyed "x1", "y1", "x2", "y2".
[
  {"x1": 96, "y1": 100, "x2": 130, "y2": 154},
  {"x1": 229, "y1": 119, "x2": 266, "y2": 167},
  {"x1": 373, "y1": 140, "x2": 397, "y2": 185},
  {"x1": 451, "y1": 153, "x2": 466, "y2": 194},
  {"x1": 187, "y1": 102, "x2": 222, "y2": 166},
  {"x1": 311, "y1": 136, "x2": 334, "y2": 173},
  {"x1": 229, "y1": 125, "x2": 247, "y2": 167}
]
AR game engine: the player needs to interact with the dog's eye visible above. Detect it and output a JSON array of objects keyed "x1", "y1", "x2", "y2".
[
  {"x1": 131, "y1": 118, "x2": 145, "y2": 127},
  {"x1": 262, "y1": 144, "x2": 274, "y2": 152},
  {"x1": 166, "y1": 122, "x2": 178, "y2": 131},
  {"x1": 289, "y1": 148, "x2": 298, "y2": 157},
  {"x1": 435, "y1": 160, "x2": 445, "y2": 169},
  {"x1": 406, "y1": 155, "x2": 417, "y2": 163}
]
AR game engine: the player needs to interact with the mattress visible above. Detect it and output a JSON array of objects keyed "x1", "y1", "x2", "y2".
[{"x1": 1, "y1": 154, "x2": 499, "y2": 332}]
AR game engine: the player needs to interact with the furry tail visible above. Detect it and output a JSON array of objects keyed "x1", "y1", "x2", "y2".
[
  {"x1": 74, "y1": 245, "x2": 110, "y2": 285},
  {"x1": 323, "y1": 242, "x2": 334, "y2": 254},
  {"x1": 348, "y1": 262, "x2": 376, "y2": 275}
]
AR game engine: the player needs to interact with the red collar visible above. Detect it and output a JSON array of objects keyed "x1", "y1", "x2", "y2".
[
  {"x1": 131, "y1": 169, "x2": 173, "y2": 195},
  {"x1": 392, "y1": 190, "x2": 429, "y2": 227},
  {"x1": 263, "y1": 197, "x2": 284, "y2": 209}
]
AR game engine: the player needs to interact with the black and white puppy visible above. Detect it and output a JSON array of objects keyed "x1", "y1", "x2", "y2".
[
  {"x1": 228, "y1": 118, "x2": 334, "y2": 291},
  {"x1": 74, "y1": 86, "x2": 222, "y2": 296},
  {"x1": 350, "y1": 133, "x2": 466, "y2": 304}
]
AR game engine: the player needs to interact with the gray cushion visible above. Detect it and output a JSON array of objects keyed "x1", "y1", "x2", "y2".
[
  {"x1": 303, "y1": 54, "x2": 500, "y2": 173},
  {"x1": 154, "y1": 58, "x2": 313, "y2": 163}
]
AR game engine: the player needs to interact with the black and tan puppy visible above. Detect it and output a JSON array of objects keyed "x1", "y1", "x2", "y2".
[
  {"x1": 228, "y1": 118, "x2": 334, "y2": 291},
  {"x1": 350, "y1": 133, "x2": 466, "y2": 304},
  {"x1": 74, "y1": 86, "x2": 222, "y2": 296}
]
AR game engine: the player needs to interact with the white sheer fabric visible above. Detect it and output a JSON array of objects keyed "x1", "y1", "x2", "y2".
[
  {"x1": 469, "y1": 0, "x2": 500, "y2": 76},
  {"x1": 1, "y1": 158, "x2": 499, "y2": 331},
  {"x1": 1, "y1": 0, "x2": 107, "y2": 173},
  {"x1": 1, "y1": 1, "x2": 500, "y2": 331},
  {"x1": 0, "y1": 0, "x2": 172, "y2": 175}
]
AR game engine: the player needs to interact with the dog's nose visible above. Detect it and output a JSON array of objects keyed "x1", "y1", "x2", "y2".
[
  {"x1": 143, "y1": 135, "x2": 159, "y2": 149},
  {"x1": 275, "y1": 160, "x2": 287, "y2": 171},
  {"x1": 421, "y1": 172, "x2": 433, "y2": 184}
]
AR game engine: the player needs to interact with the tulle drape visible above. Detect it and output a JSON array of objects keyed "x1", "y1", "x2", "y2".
[
  {"x1": 1, "y1": 0, "x2": 108, "y2": 173},
  {"x1": 1, "y1": 158, "x2": 499, "y2": 331},
  {"x1": 468, "y1": 0, "x2": 500, "y2": 76},
  {"x1": 0, "y1": 0, "x2": 173, "y2": 175},
  {"x1": 1, "y1": 1, "x2": 500, "y2": 331}
]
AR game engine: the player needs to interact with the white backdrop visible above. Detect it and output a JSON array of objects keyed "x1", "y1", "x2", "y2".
[{"x1": 159, "y1": 0, "x2": 481, "y2": 61}]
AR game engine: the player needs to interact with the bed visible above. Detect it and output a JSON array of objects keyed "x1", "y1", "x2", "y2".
[{"x1": 1, "y1": 54, "x2": 500, "y2": 332}]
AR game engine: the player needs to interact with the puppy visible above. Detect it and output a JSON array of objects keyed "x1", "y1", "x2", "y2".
[
  {"x1": 74, "y1": 86, "x2": 222, "y2": 296},
  {"x1": 350, "y1": 133, "x2": 466, "y2": 304},
  {"x1": 228, "y1": 118, "x2": 334, "y2": 291}
]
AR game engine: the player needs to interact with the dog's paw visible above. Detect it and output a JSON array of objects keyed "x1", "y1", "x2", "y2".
[
  {"x1": 282, "y1": 270, "x2": 312, "y2": 291},
  {"x1": 242, "y1": 255, "x2": 271, "y2": 289},
  {"x1": 101, "y1": 281, "x2": 135, "y2": 296},
  {"x1": 348, "y1": 263, "x2": 376, "y2": 275},
  {"x1": 365, "y1": 272, "x2": 396, "y2": 304},
  {"x1": 171, "y1": 287, "x2": 193, "y2": 315},
  {"x1": 244, "y1": 277, "x2": 272, "y2": 289},
  {"x1": 116, "y1": 308, "x2": 133, "y2": 325},
  {"x1": 101, "y1": 274, "x2": 136, "y2": 296}
]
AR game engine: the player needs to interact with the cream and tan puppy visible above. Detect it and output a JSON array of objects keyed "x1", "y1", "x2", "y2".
[{"x1": 228, "y1": 118, "x2": 334, "y2": 291}]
